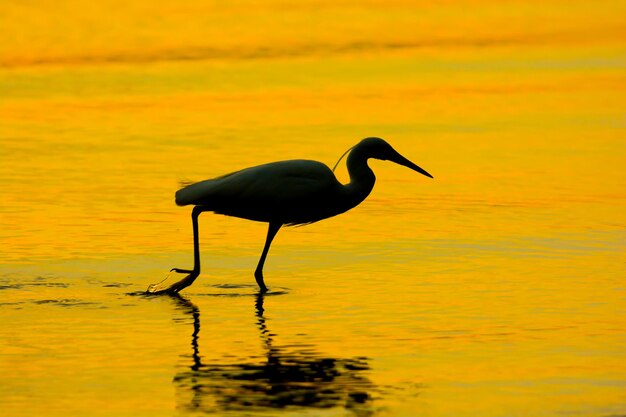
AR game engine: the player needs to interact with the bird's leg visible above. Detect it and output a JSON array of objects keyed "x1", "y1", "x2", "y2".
[
  {"x1": 167, "y1": 206, "x2": 204, "y2": 293},
  {"x1": 147, "y1": 206, "x2": 204, "y2": 294},
  {"x1": 254, "y1": 222, "x2": 281, "y2": 293}
]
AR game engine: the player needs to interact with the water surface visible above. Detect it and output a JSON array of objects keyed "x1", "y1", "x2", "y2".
[{"x1": 1, "y1": 1, "x2": 625, "y2": 416}]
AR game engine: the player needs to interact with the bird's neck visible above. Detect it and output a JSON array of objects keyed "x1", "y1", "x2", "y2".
[{"x1": 343, "y1": 148, "x2": 376, "y2": 206}]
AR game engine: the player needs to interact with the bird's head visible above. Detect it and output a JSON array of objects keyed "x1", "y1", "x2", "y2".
[{"x1": 358, "y1": 137, "x2": 433, "y2": 179}]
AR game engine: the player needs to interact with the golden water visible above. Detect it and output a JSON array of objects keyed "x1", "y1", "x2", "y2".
[{"x1": 1, "y1": 1, "x2": 625, "y2": 416}]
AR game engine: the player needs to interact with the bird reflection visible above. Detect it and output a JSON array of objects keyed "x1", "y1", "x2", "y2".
[{"x1": 170, "y1": 293, "x2": 376, "y2": 415}]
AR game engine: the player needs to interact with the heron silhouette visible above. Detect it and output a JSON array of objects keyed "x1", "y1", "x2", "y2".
[{"x1": 147, "y1": 137, "x2": 432, "y2": 295}]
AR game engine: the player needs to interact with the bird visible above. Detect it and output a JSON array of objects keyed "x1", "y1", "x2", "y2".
[{"x1": 147, "y1": 137, "x2": 433, "y2": 295}]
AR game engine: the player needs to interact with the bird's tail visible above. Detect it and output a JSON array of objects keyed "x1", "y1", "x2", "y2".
[
  {"x1": 174, "y1": 180, "x2": 199, "y2": 206},
  {"x1": 179, "y1": 178, "x2": 195, "y2": 187},
  {"x1": 174, "y1": 179, "x2": 195, "y2": 206}
]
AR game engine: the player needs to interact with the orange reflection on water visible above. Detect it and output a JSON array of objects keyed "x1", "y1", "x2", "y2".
[{"x1": 1, "y1": 1, "x2": 625, "y2": 416}]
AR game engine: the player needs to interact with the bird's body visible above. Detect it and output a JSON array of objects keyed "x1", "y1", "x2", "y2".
[
  {"x1": 147, "y1": 137, "x2": 432, "y2": 295},
  {"x1": 174, "y1": 159, "x2": 356, "y2": 225}
]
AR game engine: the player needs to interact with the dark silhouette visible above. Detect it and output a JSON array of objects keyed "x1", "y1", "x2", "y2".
[
  {"x1": 170, "y1": 293, "x2": 376, "y2": 415},
  {"x1": 148, "y1": 137, "x2": 432, "y2": 294}
]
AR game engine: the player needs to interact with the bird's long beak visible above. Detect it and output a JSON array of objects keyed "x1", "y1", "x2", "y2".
[{"x1": 389, "y1": 151, "x2": 433, "y2": 179}]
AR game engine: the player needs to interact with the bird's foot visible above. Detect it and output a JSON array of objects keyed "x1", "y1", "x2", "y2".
[
  {"x1": 146, "y1": 269, "x2": 199, "y2": 295},
  {"x1": 254, "y1": 272, "x2": 269, "y2": 293},
  {"x1": 170, "y1": 268, "x2": 194, "y2": 273}
]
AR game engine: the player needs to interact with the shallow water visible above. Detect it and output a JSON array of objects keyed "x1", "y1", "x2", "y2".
[{"x1": 1, "y1": 1, "x2": 625, "y2": 416}]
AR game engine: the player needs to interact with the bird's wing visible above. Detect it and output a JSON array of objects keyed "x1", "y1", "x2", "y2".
[{"x1": 175, "y1": 160, "x2": 340, "y2": 210}]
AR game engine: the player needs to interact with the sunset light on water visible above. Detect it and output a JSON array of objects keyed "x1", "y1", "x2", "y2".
[{"x1": 1, "y1": 1, "x2": 625, "y2": 416}]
